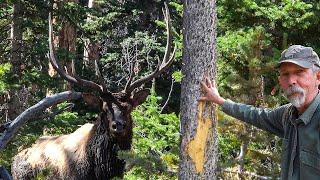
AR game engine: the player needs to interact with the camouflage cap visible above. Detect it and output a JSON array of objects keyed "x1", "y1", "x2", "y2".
[{"x1": 278, "y1": 45, "x2": 320, "y2": 68}]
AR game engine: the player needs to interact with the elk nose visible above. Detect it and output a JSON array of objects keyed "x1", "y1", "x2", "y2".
[{"x1": 111, "y1": 121, "x2": 124, "y2": 132}]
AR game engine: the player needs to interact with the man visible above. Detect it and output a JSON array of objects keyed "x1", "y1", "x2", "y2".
[{"x1": 200, "y1": 45, "x2": 320, "y2": 179}]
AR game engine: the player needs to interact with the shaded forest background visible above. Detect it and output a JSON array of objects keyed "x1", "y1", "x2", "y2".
[{"x1": 1, "y1": 0, "x2": 320, "y2": 179}]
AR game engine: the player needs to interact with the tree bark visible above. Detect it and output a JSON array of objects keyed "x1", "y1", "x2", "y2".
[
  {"x1": 59, "y1": 0, "x2": 78, "y2": 87},
  {"x1": 8, "y1": 1, "x2": 24, "y2": 121},
  {"x1": 179, "y1": 0, "x2": 218, "y2": 179},
  {"x1": 48, "y1": 0, "x2": 78, "y2": 91},
  {"x1": 59, "y1": 1, "x2": 77, "y2": 64},
  {"x1": 10, "y1": 1, "x2": 23, "y2": 77},
  {"x1": 83, "y1": 0, "x2": 100, "y2": 67}
]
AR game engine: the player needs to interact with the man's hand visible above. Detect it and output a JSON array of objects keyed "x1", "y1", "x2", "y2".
[{"x1": 199, "y1": 77, "x2": 225, "y2": 105}]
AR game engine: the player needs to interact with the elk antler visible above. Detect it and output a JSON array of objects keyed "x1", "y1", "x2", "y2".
[
  {"x1": 48, "y1": 12, "x2": 105, "y2": 94},
  {"x1": 124, "y1": 3, "x2": 176, "y2": 94},
  {"x1": 48, "y1": 13, "x2": 123, "y2": 107}
]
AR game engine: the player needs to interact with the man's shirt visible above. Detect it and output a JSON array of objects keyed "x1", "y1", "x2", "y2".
[{"x1": 221, "y1": 93, "x2": 320, "y2": 180}]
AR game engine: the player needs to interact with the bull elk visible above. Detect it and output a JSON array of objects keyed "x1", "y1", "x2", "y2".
[{"x1": 10, "y1": 4, "x2": 175, "y2": 180}]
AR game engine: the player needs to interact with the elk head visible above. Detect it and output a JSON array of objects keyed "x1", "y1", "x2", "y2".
[
  {"x1": 81, "y1": 89, "x2": 149, "y2": 140},
  {"x1": 47, "y1": 4, "x2": 175, "y2": 145}
]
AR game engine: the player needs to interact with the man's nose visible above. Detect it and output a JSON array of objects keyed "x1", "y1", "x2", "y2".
[{"x1": 287, "y1": 75, "x2": 297, "y2": 85}]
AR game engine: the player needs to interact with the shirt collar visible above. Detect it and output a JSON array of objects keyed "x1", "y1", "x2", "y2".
[{"x1": 298, "y1": 93, "x2": 320, "y2": 125}]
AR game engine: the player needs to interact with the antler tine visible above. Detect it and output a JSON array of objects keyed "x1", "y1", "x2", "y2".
[
  {"x1": 48, "y1": 12, "x2": 104, "y2": 93},
  {"x1": 160, "y1": 2, "x2": 174, "y2": 69},
  {"x1": 95, "y1": 60, "x2": 109, "y2": 92},
  {"x1": 95, "y1": 59, "x2": 122, "y2": 107},
  {"x1": 125, "y1": 3, "x2": 176, "y2": 94}
]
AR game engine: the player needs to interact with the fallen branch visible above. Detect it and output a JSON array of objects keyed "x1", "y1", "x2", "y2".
[
  {"x1": 0, "y1": 166, "x2": 12, "y2": 180},
  {"x1": 0, "y1": 103, "x2": 75, "y2": 133},
  {"x1": 0, "y1": 122, "x2": 11, "y2": 133},
  {"x1": 37, "y1": 103, "x2": 75, "y2": 122},
  {"x1": 0, "y1": 91, "x2": 82, "y2": 150}
]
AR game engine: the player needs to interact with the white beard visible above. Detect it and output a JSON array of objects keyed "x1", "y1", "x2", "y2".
[{"x1": 284, "y1": 85, "x2": 306, "y2": 108}]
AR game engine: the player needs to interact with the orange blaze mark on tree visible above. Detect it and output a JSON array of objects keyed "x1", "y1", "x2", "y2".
[{"x1": 186, "y1": 101, "x2": 212, "y2": 173}]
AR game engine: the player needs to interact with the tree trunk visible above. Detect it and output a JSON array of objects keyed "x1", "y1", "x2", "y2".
[
  {"x1": 8, "y1": 1, "x2": 24, "y2": 121},
  {"x1": 179, "y1": 0, "x2": 218, "y2": 179},
  {"x1": 83, "y1": 0, "x2": 100, "y2": 68},
  {"x1": 59, "y1": 0, "x2": 77, "y2": 89},
  {"x1": 48, "y1": 0, "x2": 78, "y2": 90},
  {"x1": 11, "y1": 2, "x2": 23, "y2": 77}
]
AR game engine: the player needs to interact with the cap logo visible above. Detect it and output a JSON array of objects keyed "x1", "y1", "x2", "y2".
[{"x1": 284, "y1": 48, "x2": 301, "y2": 59}]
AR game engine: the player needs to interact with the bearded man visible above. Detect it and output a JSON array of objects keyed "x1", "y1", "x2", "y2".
[{"x1": 200, "y1": 45, "x2": 320, "y2": 180}]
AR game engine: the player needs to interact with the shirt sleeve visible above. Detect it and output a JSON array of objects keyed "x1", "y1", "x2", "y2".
[{"x1": 221, "y1": 99, "x2": 287, "y2": 137}]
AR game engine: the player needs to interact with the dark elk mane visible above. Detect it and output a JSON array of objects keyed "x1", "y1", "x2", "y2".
[{"x1": 0, "y1": 3, "x2": 176, "y2": 180}]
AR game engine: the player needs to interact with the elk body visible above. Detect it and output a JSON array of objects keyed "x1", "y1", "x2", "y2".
[
  {"x1": 11, "y1": 4, "x2": 175, "y2": 180},
  {"x1": 11, "y1": 92, "x2": 148, "y2": 179}
]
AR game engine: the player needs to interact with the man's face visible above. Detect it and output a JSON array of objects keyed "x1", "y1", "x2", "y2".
[{"x1": 278, "y1": 62, "x2": 320, "y2": 109}]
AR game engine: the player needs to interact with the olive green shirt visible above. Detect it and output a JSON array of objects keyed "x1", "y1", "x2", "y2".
[{"x1": 222, "y1": 93, "x2": 320, "y2": 180}]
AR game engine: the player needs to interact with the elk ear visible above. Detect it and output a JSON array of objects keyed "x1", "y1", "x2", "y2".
[
  {"x1": 82, "y1": 93, "x2": 103, "y2": 111},
  {"x1": 131, "y1": 89, "x2": 150, "y2": 108}
]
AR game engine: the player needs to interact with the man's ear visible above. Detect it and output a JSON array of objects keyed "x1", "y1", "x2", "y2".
[
  {"x1": 316, "y1": 71, "x2": 320, "y2": 89},
  {"x1": 82, "y1": 93, "x2": 103, "y2": 111},
  {"x1": 131, "y1": 89, "x2": 150, "y2": 108},
  {"x1": 316, "y1": 71, "x2": 320, "y2": 80}
]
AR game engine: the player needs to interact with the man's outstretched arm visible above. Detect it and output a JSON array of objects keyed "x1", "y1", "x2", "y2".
[{"x1": 199, "y1": 76, "x2": 285, "y2": 137}]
